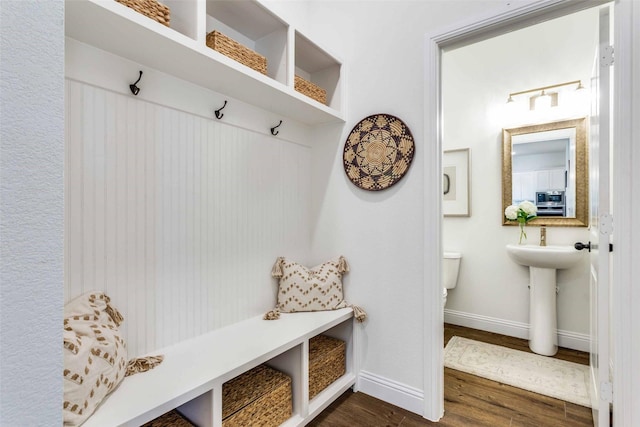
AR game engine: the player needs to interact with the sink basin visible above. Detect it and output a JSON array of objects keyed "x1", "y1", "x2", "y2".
[{"x1": 506, "y1": 244, "x2": 583, "y2": 269}]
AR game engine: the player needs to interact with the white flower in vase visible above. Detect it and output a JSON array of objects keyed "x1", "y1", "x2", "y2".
[{"x1": 504, "y1": 201, "x2": 538, "y2": 244}]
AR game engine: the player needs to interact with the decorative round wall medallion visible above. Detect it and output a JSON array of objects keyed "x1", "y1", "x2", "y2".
[{"x1": 343, "y1": 114, "x2": 415, "y2": 191}]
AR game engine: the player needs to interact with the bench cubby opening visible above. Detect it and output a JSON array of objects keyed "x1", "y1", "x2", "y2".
[{"x1": 82, "y1": 309, "x2": 356, "y2": 426}]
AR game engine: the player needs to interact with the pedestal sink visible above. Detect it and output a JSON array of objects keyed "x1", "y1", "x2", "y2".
[{"x1": 506, "y1": 244, "x2": 584, "y2": 356}]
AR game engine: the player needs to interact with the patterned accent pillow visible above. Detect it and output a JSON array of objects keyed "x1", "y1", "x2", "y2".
[
  {"x1": 272, "y1": 256, "x2": 350, "y2": 313},
  {"x1": 63, "y1": 292, "x2": 128, "y2": 426}
]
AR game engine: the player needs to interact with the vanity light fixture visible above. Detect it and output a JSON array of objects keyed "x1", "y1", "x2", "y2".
[
  {"x1": 506, "y1": 80, "x2": 584, "y2": 111},
  {"x1": 533, "y1": 90, "x2": 553, "y2": 111}
]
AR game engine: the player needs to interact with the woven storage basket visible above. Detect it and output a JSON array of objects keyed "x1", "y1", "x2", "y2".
[
  {"x1": 206, "y1": 31, "x2": 267, "y2": 75},
  {"x1": 115, "y1": 0, "x2": 170, "y2": 27},
  {"x1": 294, "y1": 75, "x2": 327, "y2": 105},
  {"x1": 309, "y1": 335, "x2": 346, "y2": 399},
  {"x1": 142, "y1": 409, "x2": 195, "y2": 427},
  {"x1": 222, "y1": 364, "x2": 292, "y2": 427}
]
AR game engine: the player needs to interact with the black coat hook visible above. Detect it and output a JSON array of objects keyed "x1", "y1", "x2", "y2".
[
  {"x1": 270, "y1": 120, "x2": 283, "y2": 136},
  {"x1": 129, "y1": 70, "x2": 143, "y2": 96},
  {"x1": 214, "y1": 100, "x2": 227, "y2": 119}
]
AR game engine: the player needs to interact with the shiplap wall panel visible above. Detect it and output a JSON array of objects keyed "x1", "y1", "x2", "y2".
[{"x1": 65, "y1": 80, "x2": 311, "y2": 357}]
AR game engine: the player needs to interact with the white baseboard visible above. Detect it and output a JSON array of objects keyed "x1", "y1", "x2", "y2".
[
  {"x1": 355, "y1": 312, "x2": 588, "y2": 418},
  {"x1": 357, "y1": 371, "x2": 424, "y2": 416},
  {"x1": 444, "y1": 309, "x2": 589, "y2": 352}
]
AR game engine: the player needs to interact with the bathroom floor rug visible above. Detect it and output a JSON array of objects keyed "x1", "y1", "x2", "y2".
[{"x1": 444, "y1": 336, "x2": 591, "y2": 407}]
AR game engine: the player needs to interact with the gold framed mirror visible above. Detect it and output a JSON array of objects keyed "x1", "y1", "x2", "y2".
[{"x1": 502, "y1": 117, "x2": 588, "y2": 227}]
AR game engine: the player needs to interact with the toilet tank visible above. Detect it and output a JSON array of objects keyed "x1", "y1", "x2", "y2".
[{"x1": 443, "y1": 252, "x2": 462, "y2": 290}]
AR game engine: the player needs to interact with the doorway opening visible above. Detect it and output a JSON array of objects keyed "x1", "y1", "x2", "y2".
[{"x1": 422, "y1": 1, "x2": 634, "y2": 424}]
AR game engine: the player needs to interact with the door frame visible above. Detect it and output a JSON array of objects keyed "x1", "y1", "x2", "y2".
[{"x1": 423, "y1": 0, "x2": 640, "y2": 423}]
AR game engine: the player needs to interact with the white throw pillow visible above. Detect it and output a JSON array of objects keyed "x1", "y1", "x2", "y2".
[{"x1": 272, "y1": 256, "x2": 349, "y2": 313}]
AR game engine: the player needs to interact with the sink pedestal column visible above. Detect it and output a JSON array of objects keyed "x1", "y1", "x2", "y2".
[{"x1": 528, "y1": 267, "x2": 558, "y2": 356}]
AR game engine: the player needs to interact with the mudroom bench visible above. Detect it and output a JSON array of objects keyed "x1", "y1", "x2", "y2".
[{"x1": 84, "y1": 308, "x2": 356, "y2": 427}]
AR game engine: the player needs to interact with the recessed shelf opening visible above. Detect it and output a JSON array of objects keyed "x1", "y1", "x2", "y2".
[
  {"x1": 205, "y1": 0, "x2": 288, "y2": 82},
  {"x1": 162, "y1": 0, "x2": 199, "y2": 40},
  {"x1": 294, "y1": 31, "x2": 342, "y2": 109}
]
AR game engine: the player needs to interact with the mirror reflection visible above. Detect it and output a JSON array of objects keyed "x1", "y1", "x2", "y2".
[
  {"x1": 512, "y1": 127, "x2": 575, "y2": 217},
  {"x1": 502, "y1": 117, "x2": 588, "y2": 227}
]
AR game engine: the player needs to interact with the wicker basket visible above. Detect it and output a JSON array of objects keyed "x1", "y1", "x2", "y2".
[
  {"x1": 142, "y1": 409, "x2": 195, "y2": 427},
  {"x1": 206, "y1": 31, "x2": 267, "y2": 75},
  {"x1": 309, "y1": 335, "x2": 346, "y2": 399},
  {"x1": 115, "y1": 0, "x2": 170, "y2": 27},
  {"x1": 222, "y1": 364, "x2": 292, "y2": 427},
  {"x1": 295, "y1": 75, "x2": 327, "y2": 105}
]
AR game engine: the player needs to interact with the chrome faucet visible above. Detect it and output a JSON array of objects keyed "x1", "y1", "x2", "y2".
[{"x1": 540, "y1": 226, "x2": 547, "y2": 246}]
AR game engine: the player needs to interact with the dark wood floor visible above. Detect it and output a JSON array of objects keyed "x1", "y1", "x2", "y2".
[{"x1": 308, "y1": 324, "x2": 592, "y2": 427}]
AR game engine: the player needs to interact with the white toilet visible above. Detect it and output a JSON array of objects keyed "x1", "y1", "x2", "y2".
[{"x1": 443, "y1": 252, "x2": 462, "y2": 307}]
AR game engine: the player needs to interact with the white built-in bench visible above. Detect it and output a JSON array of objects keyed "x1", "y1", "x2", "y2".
[{"x1": 84, "y1": 308, "x2": 356, "y2": 427}]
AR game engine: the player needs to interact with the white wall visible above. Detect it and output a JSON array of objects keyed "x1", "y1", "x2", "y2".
[
  {"x1": 65, "y1": 40, "x2": 314, "y2": 358},
  {"x1": 0, "y1": 0, "x2": 64, "y2": 424},
  {"x1": 442, "y1": 8, "x2": 598, "y2": 345},
  {"x1": 262, "y1": 0, "x2": 310, "y2": 28},
  {"x1": 301, "y1": 0, "x2": 523, "y2": 414}
]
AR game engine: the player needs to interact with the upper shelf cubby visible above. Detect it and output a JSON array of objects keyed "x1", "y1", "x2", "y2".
[
  {"x1": 205, "y1": 0, "x2": 288, "y2": 84},
  {"x1": 65, "y1": 0, "x2": 345, "y2": 125},
  {"x1": 295, "y1": 30, "x2": 342, "y2": 112},
  {"x1": 161, "y1": 0, "x2": 198, "y2": 40}
]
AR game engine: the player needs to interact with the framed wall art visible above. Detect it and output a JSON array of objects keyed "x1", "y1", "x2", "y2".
[{"x1": 443, "y1": 148, "x2": 470, "y2": 217}]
